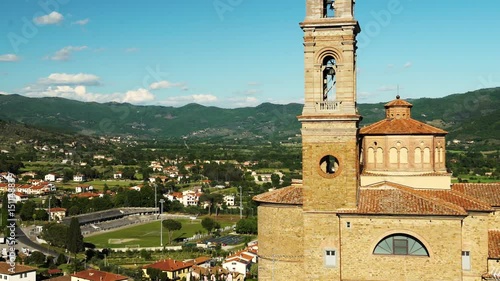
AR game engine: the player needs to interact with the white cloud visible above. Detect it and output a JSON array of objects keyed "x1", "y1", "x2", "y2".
[
  {"x1": 0, "y1": 54, "x2": 20, "y2": 62},
  {"x1": 0, "y1": 91, "x2": 11, "y2": 95},
  {"x1": 160, "y1": 94, "x2": 218, "y2": 106},
  {"x1": 39, "y1": 73, "x2": 100, "y2": 85},
  {"x1": 403, "y1": 61, "x2": 413, "y2": 68},
  {"x1": 46, "y1": 46, "x2": 88, "y2": 61},
  {"x1": 123, "y1": 88, "x2": 155, "y2": 104},
  {"x1": 227, "y1": 96, "x2": 259, "y2": 107},
  {"x1": 21, "y1": 85, "x2": 157, "y2": 104},
  {"x1": 149, "y1": 80, "x2": 184, "y2": 90},
  {"x1": 72, "y1": 18, "x2": 89, "y2": 25},
  {"x1": 33, "y1": 11, "x2": 64, "y2": 25}
]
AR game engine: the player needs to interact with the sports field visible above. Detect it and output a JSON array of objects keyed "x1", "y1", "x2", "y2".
[{"x1": 84, "y1": 216, "x2": 237, "y2": 248}]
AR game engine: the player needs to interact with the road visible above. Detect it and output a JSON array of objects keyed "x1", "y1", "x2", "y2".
[{"x1": 14, "y1": 226, "x2": 60, "y2": 258}]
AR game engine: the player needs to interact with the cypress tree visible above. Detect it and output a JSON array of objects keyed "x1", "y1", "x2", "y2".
[{"x1": 66, "y1": 217, "x2": 84, "y2": 257}]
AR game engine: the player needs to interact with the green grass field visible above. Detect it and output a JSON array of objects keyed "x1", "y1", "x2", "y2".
[{"x1": 85, "y1": 216, "x2": 238, "y2": 248}]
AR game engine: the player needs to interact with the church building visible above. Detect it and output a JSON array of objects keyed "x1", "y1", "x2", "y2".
[{"x1": 253, "y1": 1, "x2": 500, "y2": 280}]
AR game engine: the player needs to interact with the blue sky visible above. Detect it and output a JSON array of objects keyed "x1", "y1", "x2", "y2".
[{"x1": 0, "y1": 0, "x2": 499, "y2": 108}]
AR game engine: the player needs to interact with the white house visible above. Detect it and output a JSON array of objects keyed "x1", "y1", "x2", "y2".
[
  {"x1": 75, "y1": 185, "x2": 93, "y2": 193},
  {"x1": 223, "y1": 195, "x2": 236, "y2": 207},
  {"x1": 222, "y1": 258, "x2": 251, "y2": 278},
  {"x1": 47, "y1": 207, "x2": 67, "y2": 221},
  {"x1": 44, "y1": 173, "x2": 56, "y2": 182},
  {"x1": 0, "y1": 262, "x2": 37, "y2": 281},
  {"x1": 113, "y1": 172, "x2": 122, "y2": 179},
  {"x1": 73, "y1": 174, "x2": 86, "y2": 182}
]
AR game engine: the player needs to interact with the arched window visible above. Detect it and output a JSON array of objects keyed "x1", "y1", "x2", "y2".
[
  {"x1": 376, "y1": 148, "x2": 384, "y2": 164},
  {"x1": 414, "y1": 147, "x2": 422, "y2": 164},
  {"x1": 374, "y1": 234, "x2": 429, "y2": 256},
  {"x1": 322, "y1": 56, "x2": 336, "y2": 101},
  {"x1": 423, "y1": 147, "x2": 431, "y2": 163},
  {"x1": 400, "y1": 148, "x2": 408, "y2": 164},
  {"x1": 389, "y1": 148, "x2": 398, "y2": 164},
  {"x1": 367, "y1": 147, "x2": 375, "y2": 164}
]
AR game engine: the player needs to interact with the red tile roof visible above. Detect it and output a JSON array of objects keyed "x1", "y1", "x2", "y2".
[
  {"x1": 417, "y1": 189, "x2": 493, "y2": 212},
  {"x1": 360, "y1": 118, "x2": 447, "y2": 135},
  {"x1": 253, "y1": 185, "x2": 303, "y2": 205},
  {"x1": 71, "y1": 269, "x2": 128, "y2": 281},
  {"x1": 452, "y1": 183, "x2": 500, "y2": 207},
  {"x1": 343, "y1": 182, "x2": 467, "y2": 216},
  {"x1": 0, "y1": 262, "x2": 36, "y2": 274},
  {"x1": 489, "y1": 230, "x2": 500, "y2": 259},
  {"x1": 143, "y1": 259, "x2": 191, "y2": 272},
  {"x1": 385, "y1": 97, "x2": 413, "y2": 107},
  {"x1": 184, "y1": 256, "x2": 211, "y2": 266}
]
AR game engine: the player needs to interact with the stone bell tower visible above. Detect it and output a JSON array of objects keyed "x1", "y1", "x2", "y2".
[{"x1": 299, "y1": 0, "x2": 361, "y2": 212}]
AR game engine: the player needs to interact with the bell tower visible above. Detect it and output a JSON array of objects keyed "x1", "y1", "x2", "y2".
[{"x1": 299, "y1": 0, "x2": 361, "y2": 212}]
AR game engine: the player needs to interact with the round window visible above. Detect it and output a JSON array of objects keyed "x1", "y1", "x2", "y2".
[{"x1": 319, "y1": 155, "x2": 340, "y2": 176}]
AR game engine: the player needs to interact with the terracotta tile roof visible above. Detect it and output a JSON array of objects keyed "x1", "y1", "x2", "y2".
[
  {"x1": 46, "y1": 275, "x2": 71, "y2": 281},
  {"x1": 0, "y1": 262, "x2": 36, "y2": 274},
  {"x1": 184, "y1": 256, "x2": 211, "y2": 266},
  {"x1": 360, "y1": 118, "x2": 447, "y2": 135},
  {"x1": 340, "y1": 182, "x2": 467, "y2": 216},
  {"x1": 417, "y1": 189, "x2": 493, "y2": 212},
  {"x1": 71, "y1": 269, "x2": 128, "y2": 281},
  {"x1": 489, "y1": 230, "x2": 500, "y2": 259},
  {"x1": 253, "y1": 185, "x2": 303, "y2": 205},
  {"x1": 385, "y1": 97, "x2": 413, "y2": 107},
  {"x1": 452, "y1": 183, "x2": 500, "y2": 207},
  {"x1": 143, "y1": 259, "x2": 191, "y2": 272},
  {"x1": 191, "y1": 265, "x2": 229, "y2": 276}
]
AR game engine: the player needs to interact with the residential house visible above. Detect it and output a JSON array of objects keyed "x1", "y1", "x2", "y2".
[
  {"x1": 71, "y1": 269, "x2": 128, "y2": 281},
  {"x1": 44, "y1": 173, "x2": 57, "y2": 182},
  {"x1": 113, "y1": 172, "x2": 122, "y2": 179},
  {"x1": 143, "y1": 259, "x2": 192, "y2": 280},
  {"x1": 0, "y1": 262, "x2": 37, "y2": 281},
  {"x1": 223, "y1": 195, "x2": 236, "y2": 207},
  {"x1": 222, "y1": 256, "x2": 252, "y2": 278},
  {"x1": 73, "y1": 174, "x2": 86, "y2": 182},
  {"x1": 47, "y1": 207, "x2": 67, "y2": 221},
  {"x1": 8, "y1": 192, "x2": 28, "y2": 203},
  {"x1": 184, "y1": 256, "x2": 211, "y2": 268},
  {"x1": 75, "y1": 185, "x2": 93, "y2": 193}
]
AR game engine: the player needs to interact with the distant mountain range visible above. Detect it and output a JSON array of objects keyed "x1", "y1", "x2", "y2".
[{"x1": 0, "y1": 87, "x2": 498, "y2": 145}]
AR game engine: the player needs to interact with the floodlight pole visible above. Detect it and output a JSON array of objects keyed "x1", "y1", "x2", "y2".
[
  {"x1": 48, "y1": 194, "x2": 51, "y2": 222},
  {"x1": 159, "y1": 199, "x2": 165, "y2": 247},
  {"x1": 239, "y1": 186, "x2": 243, "y2": 219}
]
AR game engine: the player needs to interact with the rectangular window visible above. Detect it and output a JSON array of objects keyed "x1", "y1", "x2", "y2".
[
  {"x1": 462, "y1": 251, "x2": 471, "y2": 271},
  {"x1": 346, "y1": 222, "x2": 351, "y2": 228},
  {"x1": 325, "y1": 249, "x2": 337, "y2": 267}
]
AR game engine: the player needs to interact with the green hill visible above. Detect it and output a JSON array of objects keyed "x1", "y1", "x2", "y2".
[{"x1": 0, "y1": 88, "x2": 498, "y2": 146}]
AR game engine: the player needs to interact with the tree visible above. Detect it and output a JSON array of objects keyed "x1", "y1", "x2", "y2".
[
  {"x1": 42, "y1": 223, "x2": 68, "y2": 248},
  {"x1": 235, "y1": 218, "x2": 258, "y2": 234},
  {"x1": 66, "y1": 218, "x2": 84, "y2": 257},
  {"x1": 162, "y1": 219, "x2": 182, "y2": 244},
  {"x1": 201, "y1": 217, "x2": 217, "y2": 233},
  {"x1": 1, "y1": 192, "x2": 8, "y2": 233},
  {"x1": 271, "y1": 173, "x2": 280, "y2": 187},
  {"x1": 55, "y1": 254, "x2": 67, "y2": 266},
  {"x1": 19, "y1": 201, "x2": 36, "y2": 221},
  {"x1": 25, "y1": 251, "x2": 46, "y2": 265}
]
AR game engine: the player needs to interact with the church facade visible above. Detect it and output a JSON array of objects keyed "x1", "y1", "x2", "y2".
[{"x1": 253, "y1": 1, "x2": 500, "y2": 280}]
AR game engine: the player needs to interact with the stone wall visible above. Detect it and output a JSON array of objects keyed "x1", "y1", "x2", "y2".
[
  {"x1": 257, "y1": 204, "x2": 304, "y2": 281},
  {"x1": 339, "y1": 216, "x2": 463, "y2": 281}
]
